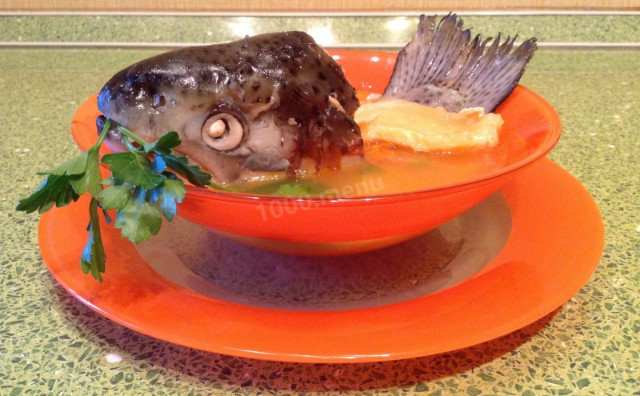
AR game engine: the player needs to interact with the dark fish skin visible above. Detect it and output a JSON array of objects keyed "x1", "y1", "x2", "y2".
[
  {"x1": 97, "y1": 31, "x2": 362, "y2": 183},
  {"x1": 383, "y1": 14, "x2": 537, "y2": 113}
]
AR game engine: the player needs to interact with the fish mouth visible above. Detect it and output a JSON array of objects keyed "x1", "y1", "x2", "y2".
[
  {"x1": 96, "y1": 115, "x2": 130, "y2": 153},
  {"x1": 242, "y1": 148, "x2": 291, "y2": 171}
]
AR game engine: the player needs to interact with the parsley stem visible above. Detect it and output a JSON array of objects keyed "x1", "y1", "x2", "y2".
[
  {"x1": 94, "y1": 118, "x2": 111, "y2": 150},
  {"x1": 121, "y1": 137, "x2": 139, "y2": 152},
  {"x1": 117, "y1": 125, "x2": 148, "y2": 146}
]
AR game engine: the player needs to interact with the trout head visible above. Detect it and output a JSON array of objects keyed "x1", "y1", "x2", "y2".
[{"x1": 97, "y1": 32, "x2": 362, "y2": 183}]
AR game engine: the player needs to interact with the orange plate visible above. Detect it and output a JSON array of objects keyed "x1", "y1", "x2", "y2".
[
  {"x1": 71, "y1": 50, "x2": 562, "y2": 246},
  {"x1": 39, "y1": 158, "x2": 603, "y2": 363}
]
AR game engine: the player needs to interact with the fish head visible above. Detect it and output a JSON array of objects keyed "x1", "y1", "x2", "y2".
[{"x1": 97, "y1": 32, "x2": 362, "y2": 183}]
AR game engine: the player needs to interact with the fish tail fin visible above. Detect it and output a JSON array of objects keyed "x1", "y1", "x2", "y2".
[{"x1": 383, "y1": 14, "x2": 537, "y2": 112}]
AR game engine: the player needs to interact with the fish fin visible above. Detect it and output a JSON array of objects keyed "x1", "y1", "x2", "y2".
[{"x1": 383, "y1": 14, "x2": 537, "y2": 112}]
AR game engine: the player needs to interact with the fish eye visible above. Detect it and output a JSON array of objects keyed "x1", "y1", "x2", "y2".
[{"x1": 201, "y1": 112, "x2": 245, "y2": 151}]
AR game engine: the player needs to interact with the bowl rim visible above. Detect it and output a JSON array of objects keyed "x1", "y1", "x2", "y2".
[
  {"x1": 75, "y1": 49, "x2": 561, "y2": 204},
  {"x1": 183, "y1": 85, "x2": 562, "y2": 204}
]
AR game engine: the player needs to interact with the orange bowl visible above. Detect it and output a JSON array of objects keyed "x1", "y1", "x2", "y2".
[{"x1": 71, "y1": 50, "x2": 561, "y2": 255}]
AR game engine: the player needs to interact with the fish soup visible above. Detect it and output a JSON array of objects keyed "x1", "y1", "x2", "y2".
[
  {"x1": 96, "y1": 14, "x2": 537, "y2": 196},
  {"x1": 229, "y1": 96, "x2": 528, "y2": 197}
]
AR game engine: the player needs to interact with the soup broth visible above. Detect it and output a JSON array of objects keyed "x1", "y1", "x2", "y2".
[
  {"x1": 231, "y1": 126, "x2": 527, "y2": 197},
  {"x1": 227, "y1": 92, "x2": 529, "y2": 197}
]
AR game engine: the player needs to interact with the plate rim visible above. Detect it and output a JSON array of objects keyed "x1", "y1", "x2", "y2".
[{"x1": 38, "y1": 158, "x2": 604, "y2": 363}]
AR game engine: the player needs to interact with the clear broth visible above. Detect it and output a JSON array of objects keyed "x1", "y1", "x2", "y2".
[{"x1": 232, "y1": 93, "x2": 529, "y2": 197}]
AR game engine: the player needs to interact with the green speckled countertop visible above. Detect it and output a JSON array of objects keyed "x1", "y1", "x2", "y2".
[{"x1": 1, "y1": 14, "x2": 639, "y2": 395}]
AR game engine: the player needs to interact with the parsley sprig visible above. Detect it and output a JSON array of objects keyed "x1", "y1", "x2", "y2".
[{"x1": 17, "y1": 120, "x2": 214, "y2": 281}]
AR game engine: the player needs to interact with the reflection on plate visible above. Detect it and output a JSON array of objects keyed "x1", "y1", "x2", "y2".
[
  {"x1": 137, "y1": 193, "x2": 511, "y2": 311},
  {"x1": 39, "y1": 159, "x2": 603, "y2": 363}
]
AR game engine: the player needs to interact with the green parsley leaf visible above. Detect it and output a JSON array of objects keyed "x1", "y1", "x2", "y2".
[
  {"x1": 17, "y1": 118, "x2": 224, "y2": 281},
  {"x1": 275, "y1": 183, "x2": 313, "y2": 196},
  {"x1": 69, "y1": 172, "x2": 90, "y2": 196},
  {"x1": 84, "y1": 148, "x2": 103, "y2": 196},
  {"x1": 16, "y1": 174, "x2": 80, "y2": 214},
  {"x1": 161, "y1": 154, "x2": 211, "y2": 187},
  {"x1": 68, "y1": 148, "x2": 102, "y2": 196},
  {"x1": 114, "y1": 188, "x2": 163, "y2": 243},
  {"x1": 46, "y1": 151, "x2": 89, "y2": 176},
  {"x1": 247, "y1": 179, "x2": 328, "y2": 196},
  {"x1": 142, "y1": 131, "x2": 181, "y2": 154},
  {"x1": 150, "y1": 156, "x2": 166, "y2": 174},
  {"x1": 102, "y1": 152, "x2": 165, "y2": 190},
  {"x1": 97, "y1": 183, "x2": 133, "y2": 210},
  {"x1": 209, "y1": 182, "x2": 234, "y2": 192},
  {"x1": 158, "y1": 178, "x2": 186, "y2": 221},
  {"x1": 80, "y1": 197, "x2": 106, "y2": 282},
  {"x1": 19, "y1": 147, "x2": 101, "y2": 213}
]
